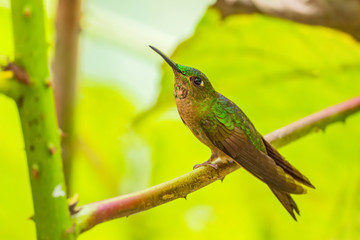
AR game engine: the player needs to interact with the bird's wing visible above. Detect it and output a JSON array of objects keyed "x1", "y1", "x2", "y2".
[
  {"x1": 262, "y1": 137, "x2": 315, "y2": 188},
  {"x1": 200, "y1": 102, "x2": 306, "y2": 194}
]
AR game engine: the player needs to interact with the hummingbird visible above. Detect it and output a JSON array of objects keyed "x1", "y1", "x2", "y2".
[{"x1": 150, "y1": 46, "x2": 314, "y2": 220}]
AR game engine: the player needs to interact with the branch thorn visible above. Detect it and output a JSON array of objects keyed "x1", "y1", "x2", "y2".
[
  {"x1": 4, "y1": 62, "x2": 31, "y2": 85},
  {"x1": 32, "y1": 164, "x2": 40, "y2": 179},
  {"x1": 48, "y1": 143, "x2": 56, "y2": 155}
]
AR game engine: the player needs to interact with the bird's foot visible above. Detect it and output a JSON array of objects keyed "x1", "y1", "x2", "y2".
[{"x1": 193, "y1": 160, "x2": 218, "y2": 170}]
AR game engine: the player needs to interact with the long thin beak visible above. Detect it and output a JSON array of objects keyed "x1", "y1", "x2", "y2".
[{"x1": 149, "y1": 45, "x2": 182, "y2": 74}]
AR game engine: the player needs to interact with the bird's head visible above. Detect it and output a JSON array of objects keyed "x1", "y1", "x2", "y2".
[{"x1": 150, "y1": 46, "x2": 216, "y2": 102}]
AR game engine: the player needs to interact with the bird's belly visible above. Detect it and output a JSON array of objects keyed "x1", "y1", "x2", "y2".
[
  {"x1": 189, "y1": 124, "x2": 215, "y2": 147},
  {"x1": 175, "y1": 98, "x2": 216, "y2": 149}
]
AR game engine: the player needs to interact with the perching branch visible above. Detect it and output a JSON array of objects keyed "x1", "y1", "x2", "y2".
[
  {"x1": 53, "y1": 0, "x2": 82, "y2": 193},
  {"x1": 267, "y1": 96, "x2": 360, "y2": 148},
  {"x1": 213, "y1": 0, "x2": 360, "y2": 40},
  {"x1": 73, "y1": 95, "x2": 360, "y2": 233}
]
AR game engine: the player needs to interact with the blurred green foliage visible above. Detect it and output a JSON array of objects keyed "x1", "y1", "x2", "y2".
[{"x1": 1, "y1": 5, "x2": 360, "y2": 240}]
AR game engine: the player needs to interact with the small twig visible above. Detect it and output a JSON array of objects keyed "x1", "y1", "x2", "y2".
[
  {"x1": 0, "y1": 70, "x2": 15, "y2": 97},
  {"x1": 0, "y1": 70, "x2": 14, "y2": 80},
  {"x1": 73, "y1": 96, "x2": 360, "y2": 233},
  {"x1": 4, "y1": 62, "x2": 31, "y2": 84},
  {"x1": 0, "y1": 64, "x2": 22, "y2": 98}
]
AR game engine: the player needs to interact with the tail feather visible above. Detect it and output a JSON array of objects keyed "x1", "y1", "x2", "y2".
[
  {"x1": 270, "y1": 187, "x2": 299, "y2": 221},
  {"x1": 262, "y1": 137, "x2": 313, "y2": 220},
  {"x1": 262, "y1": 137, "x2": 315, "y2": 189}
]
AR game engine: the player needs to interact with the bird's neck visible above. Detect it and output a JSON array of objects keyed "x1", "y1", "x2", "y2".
[{"x1": 175, "y1": 89, "x2": 216, "y2": 127}]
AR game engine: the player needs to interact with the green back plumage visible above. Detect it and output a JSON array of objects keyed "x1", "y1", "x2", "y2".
[{"x1": 204, "y1": 93, "x2": 266, "y2": 152}]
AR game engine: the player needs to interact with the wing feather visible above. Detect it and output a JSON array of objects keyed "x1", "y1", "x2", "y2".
[
  {"x1": 262, "y1": 137, "x2": 315, "y2": 189},
  {"x1": 200, "y1": 95, "x2": 314, "y2": 219},
  {"x1": 201, "y1": 117, "x2": 306, "y2": 194}
]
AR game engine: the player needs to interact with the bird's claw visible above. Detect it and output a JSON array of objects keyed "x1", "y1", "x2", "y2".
[{"x1": 193, "y1": 161, "x2": 219, "y2": 170}]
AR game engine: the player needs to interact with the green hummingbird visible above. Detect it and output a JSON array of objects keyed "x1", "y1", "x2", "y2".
[{"x1": 150, "y1": 46, "x2": 314, "y2": 220}]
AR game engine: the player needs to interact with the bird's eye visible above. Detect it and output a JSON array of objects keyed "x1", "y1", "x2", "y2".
[{"x1": 192, "y1": 77, "x2": 203, "y2": 86}]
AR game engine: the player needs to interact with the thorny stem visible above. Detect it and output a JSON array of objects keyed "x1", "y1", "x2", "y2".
[
  {"x1": 73, "y1": 95, "x2": 360, "y2": 233},
  {"x1": 10, "y1": 0, "x2": 75, "y2": 239}
]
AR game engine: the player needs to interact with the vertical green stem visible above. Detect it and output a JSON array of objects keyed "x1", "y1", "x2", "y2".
[{"x1": 10, "y1": 0, "x2": 76, "y2": 239}]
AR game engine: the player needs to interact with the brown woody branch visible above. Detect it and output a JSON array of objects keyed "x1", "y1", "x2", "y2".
[
  {"x1": 52, "y1": 0, "x2": 82, "y2": 192},
  {"x1": 213, "y1": 0, "x2": 360, "y2": 40}
]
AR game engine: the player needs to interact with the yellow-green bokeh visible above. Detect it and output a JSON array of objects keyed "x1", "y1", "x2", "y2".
[{"x1": 1, "y1": 5, "x2": 360, "y2": 240}]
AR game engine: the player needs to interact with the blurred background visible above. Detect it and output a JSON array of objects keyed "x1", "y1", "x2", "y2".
[{"x1": 1, "y1": 0, "x2": 360, "y2": 239}]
